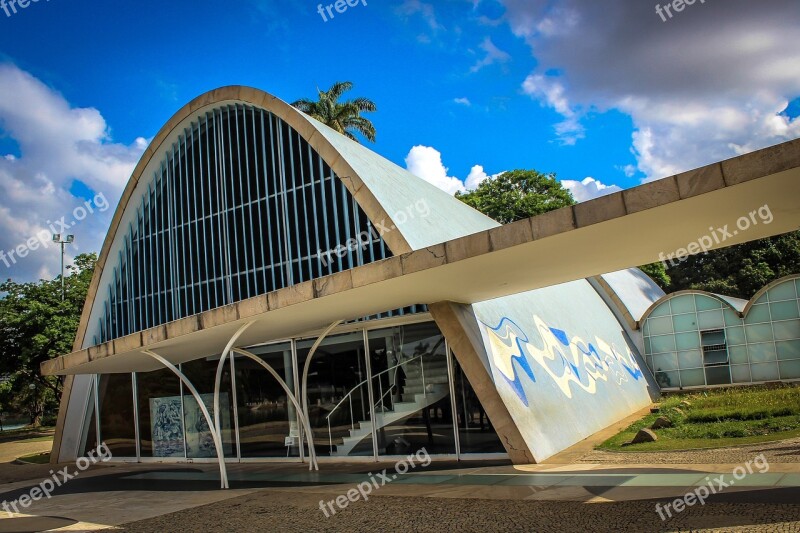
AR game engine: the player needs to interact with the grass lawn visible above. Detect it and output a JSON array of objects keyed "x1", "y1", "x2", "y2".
[{"x1": 599, "y1": 384, "x2": 800, "y2": 452}]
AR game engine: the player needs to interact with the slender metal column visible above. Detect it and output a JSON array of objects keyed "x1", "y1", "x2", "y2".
[
  {"x1": 300, "y1": 320, "x2": 342, "y2": 468},
  {"x1": 232, "y1": 347, "x2": 318, "y2": 471},
  {"x1": 141, "y1": 349, "x2": 229, "y2": 489}
]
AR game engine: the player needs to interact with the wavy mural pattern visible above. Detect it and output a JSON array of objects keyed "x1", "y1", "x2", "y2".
[{"x1": 484, "y1": 315, "x2": 644, "y2": 405}]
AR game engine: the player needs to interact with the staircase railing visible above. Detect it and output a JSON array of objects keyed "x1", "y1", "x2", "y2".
[{"x1": 325, "y1": 354, "x2": 422, "y2": 453}]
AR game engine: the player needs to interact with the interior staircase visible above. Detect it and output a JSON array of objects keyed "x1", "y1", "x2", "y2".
[{"x1": 329, "y1": 355, "x2": 449, "y2": 456}]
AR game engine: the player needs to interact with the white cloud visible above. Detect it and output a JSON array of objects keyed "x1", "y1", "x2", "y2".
[
  {"x1": 470, "y1": 37, "x2": 511, "y2": 73},
  {"x1": 0, "y1": 64, "x2": 146, "y2": 281},
  {"x1": 405, "y1": 145, "x2": 466, "y2": 195},
  {"x1": 561, "y1": 177, "x2": 622, "y2": 203},
  {"x1": 454, "y1": 97, "x2": 472, "y2": 106},
  {"x1": 397, "y1": 0, "x2": 440, "y2": 31},
  {"x1": 404, "y1": 147, "x2": 504, "y2": 194},
  {"x1": 501, "y1": 0, "x2": 800, "y2": 180}
]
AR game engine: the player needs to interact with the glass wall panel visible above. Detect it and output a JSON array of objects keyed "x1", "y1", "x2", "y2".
[
  {"x1": 235, "y1": 341, "x2": 299, "y2": 458},
  {"x1": 777, "y1": 340, "x2": 800, "y2": 361},
  {"x1": 81, "y1": 382, "x2": 98, "y2": 457},
  {"x1": 648, "y1": 316, "x2": 674, "y2": 336},
  {"x1": 770, "y1": 301, "x2": 799, "y2": 321},
  {"x1": 697, "y1": 310, "x2": 724, "y2": 330},
  {"x1": 750, "y1": 362, "x2": 779, "y2": 382},
  {"x1": 137, "y1": 369, "x2": 182, "y2": 458},
  {"x1": 677, "y1": 350, "x2": 703, "y2": 369},
  {"x1": 748, "y1": 342, "x2": 777, "y2": 363},
  {"x1": 747, "y1": 304, "x2": 771, "y2": 324},
  {"x1": 367, "y1": 322, "x2": 456, "y2": 456},
  {"x1": 768, "y1": 281, "x2": 797, "y2": 302},
  {"x1": 731, "y1": 365, "x2": 752, "y2": 384},
  {"x1": 648, "y1": 302, "x2": 672, "y2": 318},
  {"x1": 97, "y1": 374, "x2": 136, "y2": 457},
  {"x1": 673, "y1": 313, "x2": 698, "y2": 333},
  {"x1": 705, "y1": 366, "x2": 731, "y2": 386},
  {"x1": 680, "y1": 368, "x2": 706, "y2": 387},
  {"x1": 296, "y1": 332, "x2": 373, "y2": 458},
  {"x1": 773, "y1": 319, "x2": 800, "y2": 341},
  {"x1": 675, "y1": 332, "x2": 700, "y2": 351},
  {"x1": 729, "y1": 345, "x2": 750, "y2": 365},
  {"x1": 779, "y1": 360, "x2": 800, "y2": 380},
  {"x1": 745, "y1": 324, "x2": 773, "y2": 343},
  {"x1": 452, "y1": 356, "x2": 505, "y2": 454},
  {"x1": 650, "y1": 335, "x2": 676, "y2": 354},
  {"x1": 670, "y1": 296, "x2": 695, "y2": 314},
  {"x1": 724, "y1": 309, "x2": 742, "y2": 327},
  {"x1": 726, "y1": 326, "x2": 746, "y2": 346},
  {"x1": 655, "y1": 369, "x2": 679, "y2": 389},
  {"x1": 695, "y1": 296, "x2": 721, "y2": 311},
  {"x1": 652, "y1": 352, "x2": 678, "y2": 371},
  {"x1": 181, "y1": 358, "x2": 236, "y2": 458}
]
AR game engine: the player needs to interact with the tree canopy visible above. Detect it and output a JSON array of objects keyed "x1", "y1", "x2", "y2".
[
  {"x1": 292, "y1": 81, "x2": 377, "y2": 143},
  {"x1": 664, "y1": 231, "x2": 800, "y2": 300},
  {"x1": 455, "y1": 169, "x2": 576, "y2": 224},
  {"x1": 0, "y1": 253, "x2": 96, "y2": 425}
]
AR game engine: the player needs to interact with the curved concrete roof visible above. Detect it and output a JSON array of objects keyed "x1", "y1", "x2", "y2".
[{"x1": 71, "y1": 86, "x2": 498, "y2": 354}]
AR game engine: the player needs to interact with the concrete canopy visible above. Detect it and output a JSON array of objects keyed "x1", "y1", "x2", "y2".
[{"x1": 42, "y1": 137, "x2": 800, "y2": 377}]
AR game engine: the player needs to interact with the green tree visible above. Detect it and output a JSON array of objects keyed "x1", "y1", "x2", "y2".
[
  {"x1": 455, "y1": 169, "x2": 576, "y2": 224},
  {"x1": 638, "y1": 262, "x2": 671, "y2": 289},
  {"x1": 291, "y1": 81, "x2": 377, "y2": 143},
  {"x1": 0, "y1": 253, "x2": 96, "y2": 426},
  {"x1": 665, "y1": 231, "x2": 800, "y2": 299}
]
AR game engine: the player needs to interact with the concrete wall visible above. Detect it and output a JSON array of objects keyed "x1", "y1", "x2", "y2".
[{"x1": 471, "y1": 279, "x2": 655, "y2": 462}]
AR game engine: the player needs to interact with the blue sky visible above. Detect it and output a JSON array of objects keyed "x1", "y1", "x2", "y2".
[{"x1": 0, "y1": 0, "x2": 798, "y2": 280}]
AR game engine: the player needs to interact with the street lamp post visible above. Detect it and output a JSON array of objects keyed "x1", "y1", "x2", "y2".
[{"x1": 52, "y1": 234, "x2": 75, "y2": 301}]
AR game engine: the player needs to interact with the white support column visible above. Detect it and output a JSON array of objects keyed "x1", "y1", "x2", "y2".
[
  {"x1": 141, "y1": 349, "x2": 230, "y2": 489},
  {"x1": 232, "y1": 347, "x2": 319, "y2": 471},
  {"x1": 300, "y1": 320, "x2": 342, "y2": 468},
  {"x1": 213, "y1": 321, "x2": 255, "y2": 466}
]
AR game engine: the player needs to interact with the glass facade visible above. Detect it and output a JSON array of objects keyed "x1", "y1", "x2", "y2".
[
  {"x1": 642, "y1": 277, "x2": 800, "y2": 389},
  {"x1": 86, "y1": 319, "x2": 507, "y2": 462},
  {"x1": 94, "y1": 104, "x2": 400, "y2": 345}
]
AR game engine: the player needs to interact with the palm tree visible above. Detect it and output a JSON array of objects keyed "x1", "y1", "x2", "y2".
[{"x1": 291, "y1": 81, "x2": 377, "y2": 143}]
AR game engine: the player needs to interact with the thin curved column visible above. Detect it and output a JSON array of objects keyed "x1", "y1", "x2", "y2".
[
  {"x1": 232, "y1": 347, "x2": 319, "y2": 471},
  {"x1": 213, "y1": 321, "x2": 255, "y2": 460},
  {"x1": 141, "y1": 350, "x2": 229, "y2": 489},
  {"x1": 300, "y1": 320, "x2": 342, "y2": 468}
]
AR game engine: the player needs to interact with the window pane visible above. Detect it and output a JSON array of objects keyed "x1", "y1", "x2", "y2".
[
  {"x1": 705, "y1": 366, "x2": 731, "y2": 386},
  {"x1": 452, "y1": 355, "x2": 505, "y2": 454},
  {"x1": 777, "y1": 340, "x2": 800, "y2": 361},
  {"x1": 779, "y1": 360, "x2": 800, "y2": 380},
  {"x1": 236, "y1": 341, "x2": 299, "y2": 458},
  {"x1": 729, "y1": 345, "x2": 749, "y2": 365},
  {"x1": 745, "y1": 324, "x2": 773, "y2": 343},
  {"x1": 770, "y1": 301, "x2": 799, "y2": 321},
  {"x1": 773, "y1": 319, "x2": 800, "y2": 341},
  {"x1": 137, "y1": 368, "x2": 182, "y2": 458},
  {"x1": 673, "y1": 313, "x2": 699, "y2": 333},
  {"x1": 680, "y1": 368, "x2": 706, "y2": 387},
  {"x1": 748, "y1": 342, "x2": 777, "y2": 363},
  {"x1": 726, "y1": 326, "x2": 746, "y2": 346},
  {"x1": 670, "y1": 296, "x2": 695, "y2": 314},
  {"x1": 695, "y1": 296, "x2": 721, "y2": 311},
  {"x1": 181, "y1": 357, "x2": 236, "y2": 458},
  {"x1": 650, "y1": 335, "x2": 676, "y2": 354},
  {"x1": 697, "y1": 310, "x2": 724, "y2": 330},
  {"x1": 98, "y1": 374, "x2": 136, "y2": 457},
  {"x1": 676, "y1": 332, "x2": 701, "y2": 351},
  {"x1": 648, "y1": 316, "x2": 674, "y2": 335},
  {"x1": 677, "y1": 350, "x2": 703, "y2": 369},
  {"x1": 367, "y1": 322, "x2": 456, "y2": 456},
  {"x1": 652, "y1": 352, "x2": 678, "y2": 371},
  {"x1": 731, "y1": 364, "x2": 752, "y2": 384},
  {"x1": 768, "y1": 281, "x2": 797, "y2": 302},
  {"x1": 750, "y1": 362, "x2": 779, "y2": 382},
  {"x1": 747, "y1": 304, "x2": 771, "y2": 324}
]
